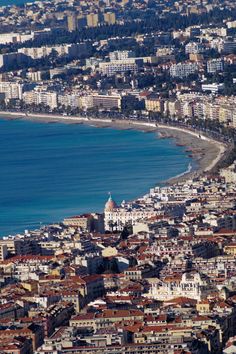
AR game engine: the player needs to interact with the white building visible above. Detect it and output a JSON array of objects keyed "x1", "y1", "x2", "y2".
[
  {"x1": 0, "y1": 82, "x2": 24, "y2": 100},
  {"x1": 109, "y1": 50, "x2": 135, "y2": 61},
  {"x1": 185, "y1": 42, "x2": 205, "y2": 54},
  {"x1": 58, "y1": 94, "x2": 80, "y2": 109},
  {"x1": 0, "y1": 32, "x2": 33, "y2": 45},
  {"x1": 207, "y1": 58, "x2": 224, "y2": 73},
  {"x1": 104, "y1": 195, "x2": 158, "y2": 231},
  {"x1": 79, "y1": 94, "x2": 121, "y2": 110},
  {"x1": 99, "y1": 59, "x2": 142, "y2": 76},
  {"x1": 202, "y1": 83, "x2": 224, "y2": 94},
  {"x1": 23, "y1": 90, "x2": 58, "y2": 109},
  {"x1": 146, "y1": 271, "x2": 213, "y2": 301},
  {"x1": 170, "y1": 62, "x2": 198, "y2": 78}
]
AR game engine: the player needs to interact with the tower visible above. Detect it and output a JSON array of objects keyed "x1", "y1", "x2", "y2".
[
  {"x1": 86, "y1": 13, "x2": 99, "y2": 28},
  {"x1": 67, "y1": 13, "x2": 77, "y2": 32},
  {"x1": 104, "y1": 12, "x2": 116, "y2": 25}
]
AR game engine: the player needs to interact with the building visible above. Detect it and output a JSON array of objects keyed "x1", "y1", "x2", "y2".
[
  {"x1": 0, "y1": 52, "x2": 29, "y2": 69},
  {"x1": 202, "y1": 83, "x2": 224, "y2": 94},
  {"x1": 222, "y1": 40, "x2": 236, "y2": 54},
  {"x1": 170, "y1": 62, "x2": 198, "y2": 78},
  {"x1": 0, "y1": 32, "x2": 33, "y2": 45},
  {"x1": 0, "y1": 238, "x2": 39, "y2": 258},
  {"x1": 185, "y1": 42, "x2": 205, "y2": 54},
  {"x1": 103, "y1": 12, "x2": 116, "y2": 25},
  {"x1": 99, "y1": 59, "x2": 142, "y2": 76},
  {"x1": 79, "y1": 94, "x2": 121, "y2": 111},
  {"x1": 109, "y1": 50, "x2": 135, "y2": 61},
  {"x1": 92, "y1": 94, "x2": 121, "y2": 110},
  {"x1": 146, "y1": 271, "x2": 214, "y2": 301},
  {"x1": 27, "y1": 71, "x2": 47, "y2": 82},
  {"x1": 86, "y1": 13, "x2": 99, "y2": 27},
  {"x1": 63, "y1": 213, "x2": 104, "y2": 233},
  {"x1": 0, "y1": 244, "x2": 8, "y2": 261},
  {"x1": 207, "y1": 58, "x2": 224, "y2": 73},
  {"x1": 145, "y1": 96, "x2": 164, "y2": 113},
  {"x1": 220, "y1": 162, "x2": 236, "y2": 183},
  {"x1": 23, "y1": 90, "x2": 58, "y2": 109},
  {"x1": 58, "y1": 93, "x2": 80, "y2": 109},
  {"x1": 104, "y1": 195, "x2": 158, "y2": 231},
  {"x1": 0, "y1": 324, "x2": 44, "y2": 351},
  {"x1": 0, "y1": 337, "x2": 33, "y2": 354},
  {"x1": 67, "y1": 13, "x2": 77, "y2": 32},
  {"x1": 0, "y1": 82, "x2": 24, "y2": 100},
  {"x1": 18, "y1": 43, "x2": 89, "y2": 60}
]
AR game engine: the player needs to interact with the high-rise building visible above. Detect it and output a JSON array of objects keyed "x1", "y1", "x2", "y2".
[
  {"x1": 104, "y1": 12, "x2": 116, "y2": 25},
  {"x1": 0, "y1": 81, "x2": 25, "y2": 100},
  {"x1": 67, "y1": 13, "x2": 77, "y2": 32},
  {"x1": 0, "y1": 52, "x2": 29, "y2": 69},
  {"x1": 86, "y1": 13, "x2": 99, "y2": 27}
]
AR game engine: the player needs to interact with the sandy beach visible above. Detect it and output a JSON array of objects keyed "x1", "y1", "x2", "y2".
[{"x1": 0, "y1": 110, "x2": 228, "y2": 184}]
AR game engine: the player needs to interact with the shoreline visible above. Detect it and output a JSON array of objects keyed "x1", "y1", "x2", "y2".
[{"x1": 0, "y1": 110, "x2": 227, "y2": 185}]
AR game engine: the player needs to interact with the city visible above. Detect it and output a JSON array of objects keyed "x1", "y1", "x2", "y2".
[{"x1": 0, "y1": 0, "x2": 236, "y2": 353}]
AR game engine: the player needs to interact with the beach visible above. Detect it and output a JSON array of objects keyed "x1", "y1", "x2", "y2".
[{"x1": 0, "y1": 110, "x2": 227, "y2": 184}]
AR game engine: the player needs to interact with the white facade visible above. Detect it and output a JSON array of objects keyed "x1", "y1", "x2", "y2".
[
  {"x1": 202, "y1": 83, "x2": 224, "y2": 94},
  {"x1": 58, "y1": 94, "x2": 80, "y2": 109},
  {"x1": 99, "y1": 60, "x2": 140, "y2": 76},
  {"x1": 23, "y1": 90, "x2": 58, "y2": 109},
  {"x1": 0, "y1": 32, "x2": 33, "y2": 45},
  {"x1": 18, "y1": 43, "x2": 88, "y2": 60},
  {"x1": 104, "y1": 195, "x2": 158, "y2": 231},
  {"x1": 109, "y1": 50, "x2": 135, "y2": 61},
  {"x1": 185, "y1": 42, "x2": 204, "y2": 54},
  {"x1": 207, "y1": 59, "x2": 224, "y2": 73},
  {"x1": 0, "y1": 82, "x2": 24, "y2": 100},
  {"x1": 170, "y1": 62, "x2": 198, "y2": 78},
  {"x1": 146, "y1": 272, "x2": 212, "y2": 301}
]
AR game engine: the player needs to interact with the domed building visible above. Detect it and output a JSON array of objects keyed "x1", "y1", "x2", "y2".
[
  {"x1": 104, "y1": 193, "x2": 158, "y2": 232},
  {"x1": 104, "y1": 194, "x2": 119, "y2": 231},
  {"x1": 104, "y1": 194, "x2": 118, "y2": 212}
]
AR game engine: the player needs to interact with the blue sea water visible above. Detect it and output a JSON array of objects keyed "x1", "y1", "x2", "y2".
[
  {"x1": 0, "y1": 118, "x2": 192, "y2": 236},
  {"x1": 0, "y1": 0, "x2": 38, "y2": 5}
]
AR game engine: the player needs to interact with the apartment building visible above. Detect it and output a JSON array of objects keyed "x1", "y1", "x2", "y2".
[
  {"x1": 99, "y1": 59, "x2": 142, "y2": 76},
  {"x1": 207, "y1": 58, "x2": 224, "y2": 73},
  {"x1": 0, "y1": 82, "x2": 24, "y2": 100},
  {"x1": 109, "y1": 50, "x2": 135, "y2": 61},
  {"x1": 18, "y1": 43, "x2": 89, "y2": 60},
  {"x1": 23, "y1": 90, "x2": 58, "y2": 109},
  {"x1": 170, "y1": 62, "x2": 198, "y2": 78}
]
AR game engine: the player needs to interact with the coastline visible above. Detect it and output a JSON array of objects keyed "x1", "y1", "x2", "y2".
[{"x1": 0, "y1": 110, "x2": 227, "y2": 185}]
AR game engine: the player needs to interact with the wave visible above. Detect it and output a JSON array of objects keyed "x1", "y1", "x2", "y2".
[{"x1": 173, "y1": 162, "x2": 192, "y2": 179}]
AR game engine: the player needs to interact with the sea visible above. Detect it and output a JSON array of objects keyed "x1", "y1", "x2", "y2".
[
  {"x1": 0, "y1": 118, "x2": 192, "y2": 236},
  {"x1": 0, "y1": 0, "x2": 38, "y2": 5}
]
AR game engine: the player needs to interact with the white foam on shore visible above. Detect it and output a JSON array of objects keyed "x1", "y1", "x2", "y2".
[{"x1": 171, "y1": 162, "x2": 193, "y2": 180}]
